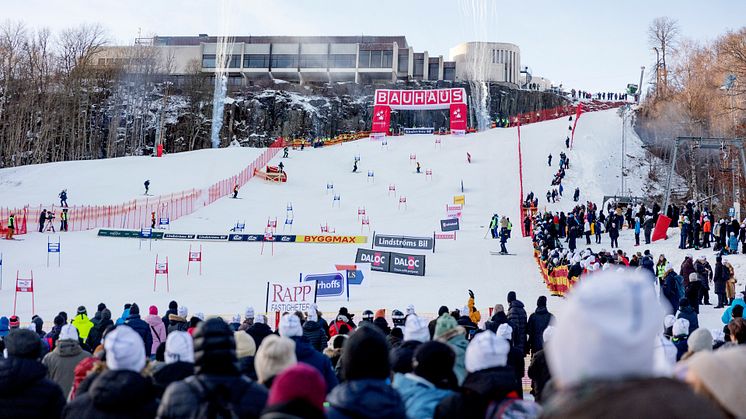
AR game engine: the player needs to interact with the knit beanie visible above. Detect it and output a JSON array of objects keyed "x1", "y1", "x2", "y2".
[
  {"x1": 434, "y1": 313, "x2": 459, "y2": 339},
  {"x1": 465, "y1": 331, "x2": 510, "y2": 373},
  {"x1": 267, "y1": 364, "x2": 326, "y2": 413},
  {"x1": 97, "y1": 303, "x2": 107, "y2": 313},
  {"x1": 673, "y1": 318, "x2": 690, "y2": 337},
  {"x1": 193, "y1": 318, "x2": 237, "y2": 375},
  {"x1": 255, "y1": 314, "x2": 267, "y2": 325},
  {"x1": 254, "y1": 335, "x2": 297, "y2": 384},
  {"x1": 278, "y1": 313, "x2": 303, "y2": 338},
  {"x1": 168, "y1": 300, "x2": 178, "y2": 311},
  {"x1": 403, "y1": 315, "x2": 430, "y2": 343},
  {"x1": 685, "y1": 347, "x2": 746, "y2": 417},
  {"x1": 129, "y1": 303, "x2": 140, "y2": 316},
  {"x1": 177, "y1": 306, "x2": 188, "y2": 319},
  {"x1": 149, "y1": 305, "x2": 158, "y2": 315},
  {"x1": 104, "y1": 325, "x2": 146, "y2": 372},
  {"x1": 77, "y1": 306, "x2": 86, "y2": 315},
  {"x1": 687, "y1": 328, "x2": 713, "y2": 354},
  {"x1": 374, "y1": 309, "x2": 386, "y2": 319},
  {"x1": 234, "y1": 331, "x2": 256, "y2": 359},
  {"x1": 537, "y1": 296, "x2": 547, "y2": 308},
  {"x1": 231, "y1": 314, "x2": 241, "y2": 324},
  {"x1": 413, "y1": 341, "x2": 457, "y2": 389},
  {"x1": 307, "y1": 304, "x2": 318, "y2": 323},
  {"x1": 437, "y1": 306, "x2": 449, "y2": 316},
  {"x1": 342, "y1": 324, "x2": 390, "y2": 380},
  {"x1": 245, "y1": 306, "x2": 255, "y2": 320},
  {"x1": 165, "y1": 331, "x2": 194, "y2": 364},
  {"x1": 507, "y1": 291, "x2": 517, "y2": 303},
  {"x1": 496, "y1": 323, "x2": 513, "y2": 341},
  {"x1": 59, "y1": 324, "x2": 79, "y2": 341},
  {"x1": 8, "y1": 315, "x2": 20, "y2": 329},
  {"x1": 5, "y1": 329, "x2": 42, "y2": 359}
]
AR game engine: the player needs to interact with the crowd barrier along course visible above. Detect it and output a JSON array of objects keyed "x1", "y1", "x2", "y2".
[{"x1": 1, "y1": 139, "x2": 285, "y2": 235}]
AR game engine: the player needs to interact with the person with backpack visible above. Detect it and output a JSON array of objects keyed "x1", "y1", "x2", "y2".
[{"x1": 157, "y1": 318, "x2": 268, "y2": 418}]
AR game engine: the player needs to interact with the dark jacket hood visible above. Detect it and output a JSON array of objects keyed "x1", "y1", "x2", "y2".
[
  {"x1": 327, "y1": 379, "x2": 405, "y2": 418},
  {"x1": 88, "y1": 369, "x2": 153, "y2": 409},
  {"x1": 0, "y1": 358, "x2": 48, "y2": 393}
]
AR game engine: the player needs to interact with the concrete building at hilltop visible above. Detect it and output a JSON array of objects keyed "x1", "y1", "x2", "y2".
[{"x1": 92, "y1": 35, "x2": 530, "y2": 88}]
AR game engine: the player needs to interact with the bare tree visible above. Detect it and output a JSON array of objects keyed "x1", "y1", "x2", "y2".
[
  {"x1": 648, "y1": 16, "x2": 679, "y2": 97},
  {"x1": 57, "y1": 23, "x2": 107, "y2": 76}
]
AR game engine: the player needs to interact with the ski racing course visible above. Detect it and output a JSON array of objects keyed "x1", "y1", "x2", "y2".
[{"x1": 0, "y1": 109, "x2": 740, "y2": 332}]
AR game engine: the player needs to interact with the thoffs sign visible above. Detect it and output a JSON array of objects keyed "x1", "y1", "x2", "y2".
[{"x1": 302, "y1": 273, "x2": 346, "y2": 298}]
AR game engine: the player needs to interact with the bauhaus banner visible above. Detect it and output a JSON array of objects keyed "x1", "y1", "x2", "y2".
[{"x1": 374, "y1": 88, "x2": 466, "y2": 110}]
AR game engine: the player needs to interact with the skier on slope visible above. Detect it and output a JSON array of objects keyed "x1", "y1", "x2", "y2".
[
  {"x1": 233, "y1": 184, "x2": 239, "y2": 199},
  {"x1": 490, "y1": 214, "x2": 498, "y2": 239},
  {"x1": 352, "y1": 160, "x2": 358, "y2": 173},
  {"x1": 5, "y1": 213, "x2": 14, "y2": 240},
  {"x1": 283, "y1": 147, "x2": 289, "y2": 158},
  {"x1": 547, "y1": 154, "x2": 552, "y2": 167},
  {"x1": 59, "y1": 189, "x2": 68, "y2": 207},
  {"x1": 416, "y1": 162, "x2": 421, "y2": 174},
  {"x1": 144, "y1": 180, "x2": 150, "y2": 195},
  {"x1": 573, "y1": 187, "x2": 580, "y2": 202},
  {"x1": 565, "y1": 137, "x2": 570, "y2": 148},
  {"x1": 39, "y1": 209, "x2": 47, "y2": 233},
  {"x1": 278, "y1": 162, "x2": 285, "y2": 173},
  {"x1": 499, "y1": 225, "x2": 510, "y2": 254},
  {"x1": 151, "y1": 212, "x2": 156, "y2": 229}
]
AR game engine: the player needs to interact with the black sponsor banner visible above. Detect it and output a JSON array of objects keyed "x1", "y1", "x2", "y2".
[
  {"x1": 162, "y1": 233, "x2": 196, "y2": 240},
  {"x1": 98, "y1": 229, "x2": 164, "y2": 239},
  {"x1": 355, "y1": 248, "x2": 390, "y2": 272},
  {"x1": 440, "y1": 218, "x2": 460, "y2": 232},
  {"x1": 373, "y1": 234, "x2": 434, "y2": 250},
  {"x1": 390, "y1": 252, "x2": 426, "y2": 276},
  {"x1": 195, "y1": 234, "x2": 229, "y2": 241},
  {"x1": 228, "y1": 234, "x2": 296, "y2": 242},
  {"x1": 275, "y1": 235, "x2": 296, "y2": 243},
  {"x1": 355, "y1": 248, "x2": 425, "y2": 276}
]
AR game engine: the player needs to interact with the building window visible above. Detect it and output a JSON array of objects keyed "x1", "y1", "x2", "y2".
[
  {"x1": 443, "y1": 66, "x2": 455, "y2": 81},
  {"x1": 358, "y1": 51, "x2": 370, "y2": 68},
  {"x1": 244, "y1": 54, "x2": 269, "y2": 68},
  {"x1": 428, "y1": 63, "x2": 439, "y2": 80},
  {"x1": 369, "y1": 51, "x2": 382, "y2": 68},
  {"x1": 382, "y1": 51, "x2": 393, "y2": 68},
  {"x1": 413, "y1": 56, "x2": 424, "y2": 77},
  {"x1": 330, "y1": 54, "x2": 356, "y2": 68},
  {"x1": 227, "y1": 54, "x2": 241, "y2": 68},
  {"x1": 228, "y1": 76, "x2": 243, "y2": 86},
  {"x1": 202, "y1": 54, "x2": 216, "y2": 68},
  {"x1": 398, "y1": 52, "x2": 409, "y2": 72},
  {"x1": 271, "y1": 54, "x2": 298, "y2": 69},
  {"x1": 300, "y1": 54, "x2": 328, "y2": 68}
]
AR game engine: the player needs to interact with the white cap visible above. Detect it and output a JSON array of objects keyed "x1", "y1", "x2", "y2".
[
  {"x1": 403, "y1": 315, "x2": 430, "y2": 343},
  {"x1": 194, "y1": 312, "x2": 204, "y2": 321},
  {"x1": 245, "y1": 306, "x2": 255, "y2": 320},
  {"x1": 177, "y1": 306, "x2": 188, "y2": 318},
  {"x1": 406, "y1": 304, "x2": 416, "y2": 316},
  {"x1": 165, "y1": 331, "x2": 194, "y2": 364},
  {"x1": 673, "y1": 318, "x2": 690, "y2": 336},
  {"x1": 278, "y1": 313, "x2": 303, "y2": 338},
  {"x1": 255, "y1": 314, "x2": 267, "y2": 325},
  {"x1": 546, "y1": 269, "x2": 664, "y2": 388},
  {"x1": 465, "y1": 331, "x2": 510, "y2": 373},
  {"x1": 231, "y1": 314, "x2": 241, "y2": 324},
  {"x1": 104, "y1": 325, "x2": 146, "y2": 373},
  {"x1": 496, "y1": 323, "x2": 513, "y2": 341},
  {"x1": 59, "y1": 324, "x2": 78, "y2": 341},
  {"x1": 307, "y1": 304, "x2": 318, "y2": 323},
  {"x1": 664, "y1": 314, "x2": 676, "y2": 329}
]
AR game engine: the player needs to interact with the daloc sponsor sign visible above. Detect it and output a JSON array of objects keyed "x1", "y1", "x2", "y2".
[
  {"x1": 440, "y1": 218, "x2": 460, "y2": 232},
  {"x1": 373, "y1": 234, "x2": 434, "y2": 251},
  {"x1": 390, "y1": 252, "x2": 426, "y2": 276},
  {"x1": 355, "y1": 248, "x2": 390, "y2": 272}
]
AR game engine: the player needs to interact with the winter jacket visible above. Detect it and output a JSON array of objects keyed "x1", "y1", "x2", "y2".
[
  {"x1": 161, "y1": 308, "x2": 177, "y2": 331},
  {"x1": 87, "y1": 319, "x2": 113, "y2": 354},
  {"x1": 302, "y1": 320, "x2": 327, "y2": 352},
  {"x1": 62, "y1": 369, "x2": 157, "y2": 419},
  {"x1": 527, "y1": 349, "x2": 551, "y2": 403},
  {"x1": 0, "y1": 357, "x2": 66, "y2": 419},
  {"x1": 72, "y1": 314, "x2": 94, "y2": 341},
  {"x1": 393, "y1": 373, "x2": 454, "y2": 419},
  {"x1": 246, "y1": 322, "x2": 273, "y2": 348},
  {"x1": 434, "y1": 366, "x2": 521, "y2": 419},
  {"x1": 671, "y1": 336, "x2": 689, "y2": 361},
  {"x1": 125, "y1": 314, "x2": 153, "y2": 357},
  {"x1": 640, "y1": 256, "x2": 655, "y2": 278},
  {"x1": 721, "y1": 298, "x2": 746, "y2": 324},
  {"x1": 42, "y1": 339, "x2": 91, "y2": 398},
  {"x1": 145, "y1": 314, "x2": 167, "y2": 355},
  {"x1": 729, "y1": 235, "x2": 739, "y2": 251},
  {"x1": 390, "y1": 340, "x2": 422, "y2": 374},
  {"x1": 507, "y1": 300, "x2": 528, "y2": 353},
  {"x1": 167, "y1": 314, "x2": 189, "y2": 335},
  {"x1": 676, "y1": 306, "x2": 699, "y2": 334},
  {"x1": 115, "y1": 308, "x2": 130, "y2": 325},
  {"x1": 289, "y1": 336, "x2": 338, "y2": 392},
  {"x1": 713, "y1": 262, "x2": 728, "y2": 294},
  {"x1": 327, "y1": 378, "x2": 407, "y2": 419},
  {"x1": 156, "y1": 373, "x2": 267, "y2": 419},
  {"x1": 680, "y1": 259, "x2": 695, "y2": 286},
  {"x1": 526, "y1": 307, "x2": 553, "y2": 355},
  {"x1": 437, "y1": 333, "x2": 468, "y2": 385},
  {"x1": 467, "y1": 297, "x2": 481, "y2": 324},
  {"x1": 685, "y1": 279, "x2": 704, "y2": 314},
  {"x1": 662, "y1": 271, "x2": 681, "y2": 313},
  {"x1": 152, "y1": 361, "x2": 194, "y2": 398}
]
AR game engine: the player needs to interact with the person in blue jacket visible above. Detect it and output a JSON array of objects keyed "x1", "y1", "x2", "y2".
[
  {"x1": 721, "y1": 292, "x2": 746, "y2": 324},
  {"x1": 115, "y1": 304, "x2": 131, "y2": 325},
  {"x1": 634, "y1": 217, "x2": 641, "y2": 246},
  {"x1": 676, "y1": 298, "x2": 699, "y2": 334},
  {"x1": 728, "y1": 232, "x2": 739, "y2": 254},
  {"x1": 393, "y1": 341, "x2": 456, "y2": 419}
]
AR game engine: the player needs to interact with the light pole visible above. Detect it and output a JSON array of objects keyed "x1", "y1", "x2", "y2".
[
  {"x1": 653, "y1": 47, "x2": 660, "y2": 96},
  {"x1": 637, "y1": 66, "x2": 645, "y2": 104}
]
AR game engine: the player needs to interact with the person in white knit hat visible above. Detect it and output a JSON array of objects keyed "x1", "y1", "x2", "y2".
[
  {"x1": 403, "y1": 314, "x2": 430, "y2": 343},
  {"x1": 541, "y1": 269, "x2": 723, "y2": 418},
  {"x1": 152, "y1": 331, "x2": 194, "y2": 397}
]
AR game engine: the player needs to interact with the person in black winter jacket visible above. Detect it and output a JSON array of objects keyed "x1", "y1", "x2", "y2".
[
  {"x1": 302, "y1": 304, "x2": 328, "y2": 352},
  {"x1": 685, "y1": 273, "x2": 704, "y2": 314},
  {"x1": 31, "y1": 315, "x2": 46, "y2": 338},
  {"x1": 152, "y1": 331, "x2": 194, "y2": 398},
  {"x1": 278, "y1": 313, "x2": 338, "y2": 393},
  {"x1": 161, "y1": 300, "x2": 178, "y2": 331},
  {"x1": 527, "y1": 326, "x2": 553, "y2": 403},
  {"x1": 0, "y1": 329, "x2": 66, "y2": 419},
  {"x1": 526, "y1": 296, "x2": 554, "y2": 356},
  {"x1": 124, "y1": 304, "x2": 153, "y2": 357},
  {"x1": 676, "y1": 298, "x2": 699, "y2": 334},
  {"x1": 85, "y1": 308, "x2": 113, "y2": 350},
  {"x1": 506, "y1": 291, "x2": 528, "y2": 354},
  {"x1": 157, "y1": 318, "x2": 268, "y2": 418},
  {"x1": 63, "y1": 325, "x2": 158, "y2": 419},
  {"x1": 390, "y1": 340, "x2": 423, "y2": 374},
  {"x1": 246, "y1": 315, "x2": 273, "y2": 348},
  {"x1": 327, "y1": 324, "x2": 407, "y2": 419},
  {"x1": 485, "y1": 305, "x2": 513, "y2": 334}
]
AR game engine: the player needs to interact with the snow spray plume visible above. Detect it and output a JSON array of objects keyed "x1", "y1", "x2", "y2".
[{"x1": 211, "y1": 0, "x2": 234, "y2": 148}]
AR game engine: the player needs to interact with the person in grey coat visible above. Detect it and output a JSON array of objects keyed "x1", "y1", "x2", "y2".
[{"x1": 42, "y1": 324, "x2": 91, "y2": 398}]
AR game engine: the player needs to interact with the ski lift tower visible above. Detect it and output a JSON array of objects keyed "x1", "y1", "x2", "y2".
[{"x1": 663, "y1": 137, "x2": 746, "y2": 220}]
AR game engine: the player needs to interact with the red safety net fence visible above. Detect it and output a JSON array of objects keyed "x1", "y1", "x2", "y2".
[{"x1": 0, "y1": 139, "x2": 285, "y2": 235}]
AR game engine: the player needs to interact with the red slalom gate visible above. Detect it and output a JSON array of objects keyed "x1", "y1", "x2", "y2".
[
  {"x1": 14, "y1": 270, "x2": 34, "y2": 315},
  {"x1": 187, "y1": 245, "x2": 202, "y2": 276},
  {"x1": 154, "y1": 255, "x2": 170, "y2": 292}
]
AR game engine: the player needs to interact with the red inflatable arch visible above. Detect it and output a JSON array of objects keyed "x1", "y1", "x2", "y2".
[{"x1": 371, "y1": 88, "x2": 468, "y2": 137}]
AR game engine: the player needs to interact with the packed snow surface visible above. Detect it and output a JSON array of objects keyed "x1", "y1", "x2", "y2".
[{"x1": 0, "y1": 110, "x2": 740, "y2": 332}]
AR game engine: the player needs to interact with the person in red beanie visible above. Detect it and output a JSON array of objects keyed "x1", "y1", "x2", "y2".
[
  {"x1": 8, "y1": 315, "x2": 20, "y2": 330},
  {"x1": 145, "y1": 305, "x2": 167, "y2": 358},
  {"x1": 261, "y1": 363, "x2": 326, "y2": 419}
]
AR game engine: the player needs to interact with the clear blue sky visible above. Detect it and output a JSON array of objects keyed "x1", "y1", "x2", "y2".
[{"x1": 7, "y1": 0, "x2": 745, "y2": 91}]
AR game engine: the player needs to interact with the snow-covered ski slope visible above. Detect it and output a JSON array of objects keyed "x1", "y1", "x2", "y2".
[
  {"x1": 0, "y1": 109, "x2": 738, "y2": 331},
  {"x1": 0, "y1": 147, "x2": 264, "y2": 207}
]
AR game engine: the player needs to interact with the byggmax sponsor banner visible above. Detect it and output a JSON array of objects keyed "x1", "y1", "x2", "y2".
[
  {"x1": 390, "y1": 252, "x2": 426, "y2": 276},
  {"x1": 355, "y1": 248, "x2": 426, "y2": 276},
  {"x1": 374, "y1": 88, "x2": 466, "y2": 110},
  {"x1": 440, "y1": 218, "x2": 460, "y2": 232},
  {"x1": 355, "y1": 249, "x2": 390, "y2": 272},
  {"x1": 373, "y1": 234, "x2": 434, "y2": 250},
  {"x1": 296, "y1": 235, "x2": 368, "y2": 244}
]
